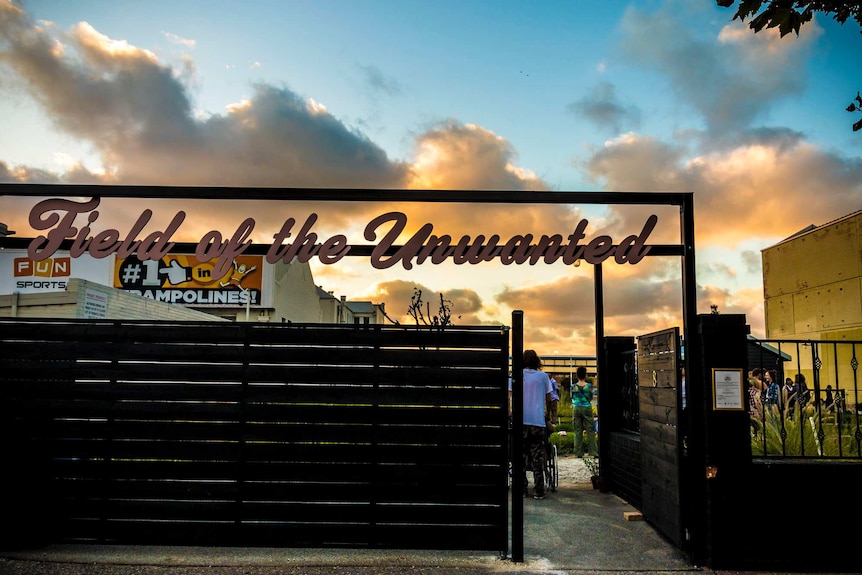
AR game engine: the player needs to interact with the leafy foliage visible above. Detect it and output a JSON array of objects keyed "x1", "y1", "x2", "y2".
[
  {"x1": 582, "y1": 455, "x2": 600, "y2": 477},
  {"x1": 846, "y1": 91, "x2": 862, "y2": 131},
  {"x1": 716, "y1": 1, "x2": 862, "y2": 37}
]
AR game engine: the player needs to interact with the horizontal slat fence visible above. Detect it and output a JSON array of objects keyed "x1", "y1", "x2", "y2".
[{"x1": 0, "y1": 318, "x2": 510, "y2": 551}]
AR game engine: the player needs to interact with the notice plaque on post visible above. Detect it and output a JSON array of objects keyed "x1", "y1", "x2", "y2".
[{"x1": 712, "y1": 368, "x2": 744, "y2": 410}]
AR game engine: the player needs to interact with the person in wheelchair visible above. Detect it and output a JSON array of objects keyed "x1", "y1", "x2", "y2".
[{"x1": 508, "y1": 349, "x2": 553, "y2": 500}]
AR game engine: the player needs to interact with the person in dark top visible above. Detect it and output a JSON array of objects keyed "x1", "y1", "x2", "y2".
[
  {"x1": 782, "y1": 377, "x2": 796, "y2": 417},
  {"x1": 824, "y1": 385, "x2": 835, "y2": 412},
  {"x1": 763, "y1": 369, "x2": 779, "y2": 409},
  {"x1": 795, "y1": 374, "x2": 810, "y2": 408}
]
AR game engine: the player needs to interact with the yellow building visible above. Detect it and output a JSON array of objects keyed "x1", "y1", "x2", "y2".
[
  {"x1": 762, "y1": 211, "x2": 862, "y2": 409},
  {"x1": 763, "y1": 210, "x2": 862, "y2": 341}
]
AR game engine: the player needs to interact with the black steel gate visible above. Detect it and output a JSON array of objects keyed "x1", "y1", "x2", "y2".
[{"x1": 0, "y1": 318, "x2": 510, "y2": 551}]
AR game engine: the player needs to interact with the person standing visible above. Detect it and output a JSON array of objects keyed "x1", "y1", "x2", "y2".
[
  {"x1": 782, "y1": 377, "x2": 796, "y2": 417},
  {"x1": 548, "y1": 376, "x2": 560, "y2": 426},
  {"x1": 763, "y1": 369, "x2": 780, "y2": 409},
  {"x1": 571, "y1": 366, "x2": 598, "y2": 458},
  {"x1": 795, "y1": 373, "x2": 810, "y2": 408},
  {"x1": 824, "y1": 385, "x2": 835, "y2": 412},
  {"x1": 748, "y1": 368, "x2": 765, "y2": 395},
  {"x1": 508, "y1": 349, "x2": 553, "y2": 500},
  {"x1": 747, "y1": 378, "x2": 761, "y2": 437}
]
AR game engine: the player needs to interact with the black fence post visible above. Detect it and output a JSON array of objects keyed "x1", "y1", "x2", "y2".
[
  {"x1": 510, "y1": 311, "x2": 524, "y2": 563},
  {"x1": 687, "y1": 313, "x2": 750, "y2": 568}
]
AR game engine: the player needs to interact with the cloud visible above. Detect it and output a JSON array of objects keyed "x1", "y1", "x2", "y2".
[
  {"x1": 0, "y1": 6, "x2": 408, "y2": 191},
  {"x1": 567, "y1": 81, "x2": 641, "y2": 134},
  {"x1": 582, "y1": 132, "x2": 862, "y2": 249},
  {"x1": 358, "y1": 63, "x2": 402, "y2": 97},
  {"x1": 740, "y1": 250, "x2": 761, "y2": 275},
  {"x1": 163, "y1": 31, "x2": 195, "y2": 49},
  {"x1": 0, "y1": 4, "x2": 659, "y2": 254},
  {"x1": 0, "y1": 35, "x2": 722, "y2": 353},
  {"x1": 619, "y1": 3, "x2": 819, "y2": 138},
  {"x1": 0, "y1": 6, "x2": 579, "y2": 247},
  {"x1": 407, "y1": 120, "x2": 548, "y2": 191},
  {"x1": 1, "y1": 3, "x2": 854, "y2": 356},
  {"x1": 495, "y1": 271, "x2": 682, "y2": 331},
  {"x1": 361, "y1": 279, "x2": 485, "y2": 325},
  {"x1": 0, "y1": 6, "x2": 194, "y2": 151},
  {"x1": 584, "y1": 133, "x2": 686, "y2": 190},
  {"x1": 697, "y1": 284, "x2": 765, "y2": 334}
]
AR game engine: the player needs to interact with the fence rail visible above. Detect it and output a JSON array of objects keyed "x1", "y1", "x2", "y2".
[{"x1": 748, "y1": 339, "x2": 861, "y2": 459}]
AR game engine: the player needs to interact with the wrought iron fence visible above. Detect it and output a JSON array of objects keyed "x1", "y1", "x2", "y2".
[{"x1": 748, "y1": 339, "x2": 861, "y2": 459}]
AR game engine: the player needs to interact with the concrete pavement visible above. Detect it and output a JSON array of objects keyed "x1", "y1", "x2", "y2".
[
  {"x1": 2, "y1": 458, "x2": 848, "y2": 574},
  {"x1": 0, "y1": 483, "x2": 709, "y2": 574}
]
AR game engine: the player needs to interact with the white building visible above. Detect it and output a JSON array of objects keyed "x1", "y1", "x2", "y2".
[{"x1": 316, "y1": 287, "x2": 387, "y2": 325}]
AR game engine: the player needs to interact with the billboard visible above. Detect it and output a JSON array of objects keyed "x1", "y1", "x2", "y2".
[
  {"x1": 1, "y1": 250, "x2": 112, "y2": 294},
  {"x1": 113, "y1": 254, "x2": 264, "y2": 307}
]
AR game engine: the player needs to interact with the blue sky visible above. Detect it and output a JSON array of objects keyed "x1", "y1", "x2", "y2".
[{"x1": 1, "y1": 0, "x2": 860, "y2": 354}]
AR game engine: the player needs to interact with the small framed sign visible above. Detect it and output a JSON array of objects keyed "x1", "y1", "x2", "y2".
[{"x1": 712, "y1": 368, "x2": 744, "y2": 411}]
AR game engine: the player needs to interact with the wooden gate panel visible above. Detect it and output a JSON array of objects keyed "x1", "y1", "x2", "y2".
[
  {"x1": 637, "y1": 327, "x2": 683, "y2": 548},
  {"x1": 0, "y1": 318, "x2": 509, "y2": 551}
]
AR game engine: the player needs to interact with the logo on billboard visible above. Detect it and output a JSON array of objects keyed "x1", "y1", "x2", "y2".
[
  {"x1": 115, "y1": 254, "x2": 262, "y2": 306},
  {"x1": 12, "y1": 256, "x2": 71, "y2": 289}
]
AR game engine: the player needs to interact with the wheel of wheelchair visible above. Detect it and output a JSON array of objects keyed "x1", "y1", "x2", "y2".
[
  {"x1": 546, "y1": 443, "x2": 558, "y2": 492},
  {"x1": 552, "y1": 444, "x2": 559, "y2": 490}
]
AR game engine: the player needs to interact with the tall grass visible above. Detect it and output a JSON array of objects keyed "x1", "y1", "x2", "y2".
[
  {"x1": 751, "y1": 403, "x2": 859, "y2": 457},
  {"x1": 751, "y1": 407, "x2": 823, "y2": 456}
]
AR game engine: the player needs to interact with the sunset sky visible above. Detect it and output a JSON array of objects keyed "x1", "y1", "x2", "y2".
[{"x1": 1, "y1": 0, "x2": 860, "y2": 355}]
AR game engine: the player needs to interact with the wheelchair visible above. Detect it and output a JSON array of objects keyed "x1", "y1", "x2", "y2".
[
  {"x1": 507, "y1": 417, "x2": 557, "y2": 493},
  {"x1": 545, "y1": 432, "x2": 558, "y2": 492}
]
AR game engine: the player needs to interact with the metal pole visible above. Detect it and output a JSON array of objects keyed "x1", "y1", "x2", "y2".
[
  {"x1": 594, "y1": 263, "x2": 605, "y2": 471},
  {"x1": 679, "y1": 193, "x2": 702, "y2": 564},
  {"x1": 511, "y1": 310, "x2": 524, "y2": 563}
]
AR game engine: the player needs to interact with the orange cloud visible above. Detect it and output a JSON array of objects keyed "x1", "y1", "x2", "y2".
[{"x1": 2, "y1": 5, "x2": 853, "y2": 357}]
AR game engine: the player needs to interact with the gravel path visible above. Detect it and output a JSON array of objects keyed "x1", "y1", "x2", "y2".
[{"x1": 554, "y1": 454, "x2": 594, "y2": 485}]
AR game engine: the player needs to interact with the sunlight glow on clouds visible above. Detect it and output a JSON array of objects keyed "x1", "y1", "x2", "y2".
[
  {"x1": 406, "y1": 122, "x2": 547, "y2": 191},
  {"x1": 0, "y1": 1, "x2": 858, "y2": 354},
  {"x1": 71, "y1": 21, "x2": 158, "y2": 65}
]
